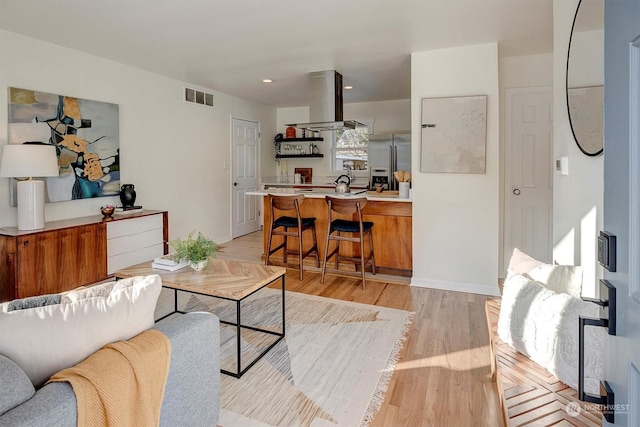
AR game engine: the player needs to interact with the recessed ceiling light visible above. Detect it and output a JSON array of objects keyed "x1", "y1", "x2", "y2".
[
  {"x1": 344, "y1": 85, "x2": 353, "y2": 90},
  {"x1": 262, "y1": 79, "x2": 273, "y2": 83}
]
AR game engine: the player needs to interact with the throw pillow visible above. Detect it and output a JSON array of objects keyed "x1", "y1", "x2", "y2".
[
  {"x1": 0, "y1": 275, "x2": 162, "y2": 388},
  {"x1": 0, "y1": 355, "x2": 35, "y2": 416},
  {"x1": 5, "y1": 294, "x2": 62, "y2": 312},
  {"x1": 60, "y1": 281, "x2": 116, "y2": 303},
  {"x1": 507, "y1": 247, "x2": 545, "y2": 276},
  {"x1": 526, "y1": 263, "x2": 583, "y2": 299},
  {"x1": 506, "y1": 248, "x2": 584, "y2": 298},
  {"x1": 497, "y1": 273, "x2": 604, "y2": 395}
]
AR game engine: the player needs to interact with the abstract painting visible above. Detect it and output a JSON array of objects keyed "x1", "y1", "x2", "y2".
[
  {"x1": 8, "y1": 87, "x2": 120, "y2": 202},
  {"x1": 420, "y1": 95, "x2": 487, "y2": 174}
]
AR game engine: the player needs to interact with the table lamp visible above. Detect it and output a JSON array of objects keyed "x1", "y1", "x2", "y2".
[{"x1": 0, "y1": 144, "x2": 60, "y2": 230}]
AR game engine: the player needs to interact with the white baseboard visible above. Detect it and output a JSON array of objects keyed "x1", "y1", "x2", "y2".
[
  {"x1": 217, "y1": 235, "x2": 233, "y2": 245},
  {"x1": 410, "y1": 277, "x2": 501, "y2": 296}
]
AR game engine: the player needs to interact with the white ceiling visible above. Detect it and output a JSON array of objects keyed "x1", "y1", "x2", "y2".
[{"x1": 0, "y1": 0, "x2": 554, "y2": 108}]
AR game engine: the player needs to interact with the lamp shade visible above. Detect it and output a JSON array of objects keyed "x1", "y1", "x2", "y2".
[{"x1": 0, "y1": 144, "x2": 59, "y2": 178}]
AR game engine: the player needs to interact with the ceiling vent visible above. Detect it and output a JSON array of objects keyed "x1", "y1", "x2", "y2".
[{"x1": 184, "y1": 87, "x2": 213, "y2": 107}]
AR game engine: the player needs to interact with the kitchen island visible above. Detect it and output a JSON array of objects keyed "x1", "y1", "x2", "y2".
[{"x1": 247, "y1": 188, "x2": 412, "y2": 276}]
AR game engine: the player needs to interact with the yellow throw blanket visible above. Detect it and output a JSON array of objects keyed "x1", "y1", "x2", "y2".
[{"x1": 49, "y1": 329, "x2": 171, "y2": 427}]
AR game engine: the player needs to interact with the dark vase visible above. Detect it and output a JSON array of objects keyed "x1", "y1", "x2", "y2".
[{"x1": 120, "y1": 184, "x2": 136, "y2": 207}]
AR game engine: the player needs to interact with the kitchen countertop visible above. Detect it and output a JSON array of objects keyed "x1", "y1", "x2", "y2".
[
  {"x1": 260, "y1": 176, "x2": 368, "y2": 189},
  {"x1": 246, "y1": 188, "x2": 411, "y2": 202}
]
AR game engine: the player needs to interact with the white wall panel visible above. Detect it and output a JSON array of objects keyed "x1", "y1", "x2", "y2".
[{"x1": 410, "y1": 43, "x2": 500, "y2": 295}]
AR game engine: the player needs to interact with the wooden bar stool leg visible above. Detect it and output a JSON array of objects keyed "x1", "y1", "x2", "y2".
[
  {"x1": 369, "y1": 230, "x2": 376, "y2": 275},
  {"x1": 265, "y1": 223, "x2": 275, "y2": 266},
  {"x1": 282, "y1": 231, "x2": 288, "y2": 264},
  {"x1": 334, "y1": 232, "x2": 341, "y2": 270},
  {"x1": 297, "y1": 227, "x2": 304, "y2": 281},
  {"x1": 321, "y1": 224, "x2": 332, "y2": 284},
  {"x1": 311, "y1": 224, "x2": 320, "y2": 267},
  {"x1": 360, "y1": 231, "x2": 367, "y2": 290}
]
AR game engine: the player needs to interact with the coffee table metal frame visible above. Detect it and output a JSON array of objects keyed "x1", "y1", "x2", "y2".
[{"x1": 156, "y1": 274, "x2": 285, "y2": 379}]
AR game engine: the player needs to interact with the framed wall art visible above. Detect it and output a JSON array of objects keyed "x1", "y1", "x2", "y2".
[
  {"x1": 420, "y1": 95, "x2": 487, "y2": 174},
  {"x1": 7, "y1": 87, "x2": 120, "y2": 204}
]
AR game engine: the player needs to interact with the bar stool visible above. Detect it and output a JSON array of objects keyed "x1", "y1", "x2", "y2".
[
  {"x1": 265, "y1": 194, "x2": 320, "y2": 280},
  {"x1": 321, "y1": 196, "x2": 376, "y2": 289}
]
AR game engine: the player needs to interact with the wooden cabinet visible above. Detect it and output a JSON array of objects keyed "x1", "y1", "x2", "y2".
[
  {"x1": 361, "y1": 202, "x2": 412, "y2": 271},
  {"x1": 12, "y1": 224, "x2": 107, "y2": 299},
  {"x1": 0, "y1": 210, "x2": 168, "y2": 302}
]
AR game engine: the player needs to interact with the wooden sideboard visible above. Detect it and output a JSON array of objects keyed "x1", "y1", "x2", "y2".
[{"x1": 0, "y1": 210, "x2": 168, "y2": 302}]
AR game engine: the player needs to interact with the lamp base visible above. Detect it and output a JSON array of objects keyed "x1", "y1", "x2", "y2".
[{"x1": 17, "y1": 179, "x2": 46, "y2": 230}]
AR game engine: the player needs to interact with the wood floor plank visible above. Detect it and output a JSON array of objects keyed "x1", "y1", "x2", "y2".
[{"x1": 214, "y1": 231, "x2": 503, "y2": 426}]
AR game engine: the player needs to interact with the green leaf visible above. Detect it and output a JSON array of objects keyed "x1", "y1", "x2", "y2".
[{"x1": 168, "y1": 230, "x2": 220, "y2": 263}]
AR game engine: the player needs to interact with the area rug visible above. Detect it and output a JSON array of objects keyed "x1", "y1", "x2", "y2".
[{"x1": 184, "y1": 289, "x2": 413, "y2": 427}]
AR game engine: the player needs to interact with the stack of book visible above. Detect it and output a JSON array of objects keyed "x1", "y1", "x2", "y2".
[
  {"x1": 151, "y1": 253, "x2": 189, "y2": 271},
  {"x1": 115, "y1": 205, "x2": 143, "y2": 214}
]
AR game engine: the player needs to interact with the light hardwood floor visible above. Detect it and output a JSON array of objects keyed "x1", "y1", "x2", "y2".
[{"x1": 217, "y1": 231, "x2": 503, "y2": 426}]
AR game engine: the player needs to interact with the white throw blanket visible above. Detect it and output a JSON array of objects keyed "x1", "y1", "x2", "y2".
[{"x1": 497, "y1": 273, "x2": 604, "y2": 395}]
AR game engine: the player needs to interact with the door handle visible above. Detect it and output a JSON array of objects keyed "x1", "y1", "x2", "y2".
[
  {"x1": 578, "y1": 279, "x2": 616, "y2": 423},
  {"x1": 233, "y1": 182, "x2": 238, "y2": 187},
  {"x1": 513, "y1": 188, "x2": 521, "y2": 196}
]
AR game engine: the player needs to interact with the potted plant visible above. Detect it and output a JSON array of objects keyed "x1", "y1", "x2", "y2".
[{"x1": 169, "y1": 230, "x2": 220, "y2": 271}]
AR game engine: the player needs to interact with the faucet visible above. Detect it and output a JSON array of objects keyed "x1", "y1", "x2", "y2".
[{"x1": 345, "y1": 166, "x2": 356, "y2": 182}]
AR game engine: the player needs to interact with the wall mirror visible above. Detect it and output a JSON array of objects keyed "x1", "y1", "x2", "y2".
[{"x1": 566, "y1": 0, "x2": 604, "y2": 156}]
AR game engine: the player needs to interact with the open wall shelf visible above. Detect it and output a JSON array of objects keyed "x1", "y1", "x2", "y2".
[
  {"x1": 281, "y1": 137, "x2": 323, "y2": 142},
  {"x1": 276, "y1": 154, "x2": 324, "y2": 159}
]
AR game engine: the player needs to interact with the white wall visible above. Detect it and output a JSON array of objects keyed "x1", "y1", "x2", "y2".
[
  {"x1": 273, "y1": 100, "x2": 410, "y2": 182},
  {"x1": 411, "y1": 43, "x2": 501, "y2": 296},
  {"x1": 345, "y1": 99, "x2": 411, "y2": 135},
  {"x1": 0, "y1": 30, "x2": 276, "y2": 244},
  {"x1": 553, "y1": 0, "x2": 603, "y2": 298},
  {"x1": 498, "y1": 54, "x2": 554, "y2": 275}
]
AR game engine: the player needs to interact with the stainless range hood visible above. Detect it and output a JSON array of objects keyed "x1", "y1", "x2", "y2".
[{"x1": 286, "y1": 70, "x2": 365, "y2": 131}]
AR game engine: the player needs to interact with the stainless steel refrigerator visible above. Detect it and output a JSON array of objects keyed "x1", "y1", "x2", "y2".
[{"x1": 368, "y1": 134, "x2": 411, "y2": 190}]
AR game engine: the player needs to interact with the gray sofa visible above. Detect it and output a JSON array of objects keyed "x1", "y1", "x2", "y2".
[{"x1": 0, "y1": 312, "x2": 220, "y2": 426}]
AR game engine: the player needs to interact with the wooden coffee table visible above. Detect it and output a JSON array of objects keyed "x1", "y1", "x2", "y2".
[{"x1": 114, "y1": 258, "x2": 286, "y2": 378}]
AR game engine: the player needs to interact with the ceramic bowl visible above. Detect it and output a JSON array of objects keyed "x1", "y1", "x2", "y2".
[{"x1": 101, "y1": 205, "x2": 115, "y2": 218}]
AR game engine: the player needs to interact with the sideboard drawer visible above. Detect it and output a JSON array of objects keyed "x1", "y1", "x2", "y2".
[
  {"x1": 108, "y1": 243, "x2": 164, "y2": 274},
  {"x1": 107, "y1": 228, "x2": 164, "y2": 257},
  {"x1": 106, "y1": 213, "x2": 165, "y2": 274},
  {"x1": 107, "y1": 214, "x2": 163, "y2": 239}
]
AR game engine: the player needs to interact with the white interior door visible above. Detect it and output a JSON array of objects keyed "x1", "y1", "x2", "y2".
[
  {"x1": 504, "y1": 87, "x2": 553, "y2": 270},
  {"x1": 231, "y1": 118, "x2": 259, "y2": 238},
  {"x1": 601, "y1": 2, "x2": 640, "y2": 424}
]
